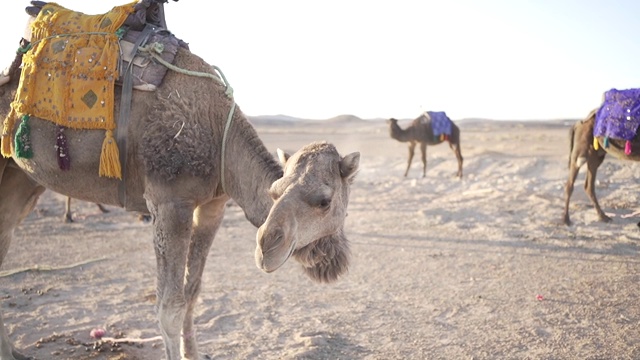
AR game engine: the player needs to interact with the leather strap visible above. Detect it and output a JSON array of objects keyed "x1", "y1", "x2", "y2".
[{"x1": 116, "y1": 24, "x2": 155, "y2": 208}]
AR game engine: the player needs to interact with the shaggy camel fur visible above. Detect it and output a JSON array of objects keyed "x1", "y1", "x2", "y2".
[
  {"x1": 388, "y1": 114, "x2": 463, "y2": 178},
  {"x1": 0, "y1": 46, "x2": 359, "y2": 360},
  {"x1": 562, "y1": 109, "x2": 640, "y2": 225}
]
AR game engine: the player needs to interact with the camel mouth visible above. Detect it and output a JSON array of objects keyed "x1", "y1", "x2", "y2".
[
  {"x1": 255, "y1": 227, "x2": 296, "y2": 273},
  {"x1": 255, "y1": 243, "x2": 295, "y2": 273}
]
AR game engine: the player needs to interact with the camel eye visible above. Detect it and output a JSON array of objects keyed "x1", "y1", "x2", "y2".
[
  {"x1": 318, "y1": 198, "x2": 331, "y2": 210},
  {"x1": 307, "y1": 186, "x2": 333, "y2": 210}
]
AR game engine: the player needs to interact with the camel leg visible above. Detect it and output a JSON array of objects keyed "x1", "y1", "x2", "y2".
[
  {"x1": 0, "y1": 160, "x2": 46, "y2": 360},
  {"x1": 181, "y1": 198, "x2": 227, "y2": 359},
  {"x1": 419, "y1": 142, "x2": 427, "y2": 178},
  {"x1": 562, "y1": 156, "x2": 582, "y2": 226},
  {"x1": 404, "y1": 141, "x2": 416, "y2": 177},
  {"x1": 146, "y1": 194, "x2": 195, "y2": 360},
  {"x1": 450, "y1": 141, "x2": 463, "y2": 178},
  {"x1": 584, "y1": 152, "x2": 609, "y2": 222},
  {"x1": 64, "y1": 198, "x2": 108, "y2": 223},
  {"x1": 64, "y1": 196, "x2": 74, "y2": 223}
]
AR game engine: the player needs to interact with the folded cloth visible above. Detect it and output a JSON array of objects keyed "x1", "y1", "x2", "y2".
[
  {"x1": 594, "y1": 88, "x2": 640, "y2": 141},
  {"x1": 427, "y1": 111, "x2": 452, "y2": 136}
]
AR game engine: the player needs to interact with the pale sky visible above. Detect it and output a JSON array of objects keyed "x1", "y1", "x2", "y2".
[{"x1": 1, "y1": 0, "x2": 639, "y2": 120}]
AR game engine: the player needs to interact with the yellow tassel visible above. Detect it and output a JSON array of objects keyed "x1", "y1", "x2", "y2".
[
  {"x1": 593, "y1": 137, "x2": 599, "y2": 150},
  {"x1": 99, "y1": 130, "x2": 122, "y2": 179},
  {"x1": 1, "y1": 108, "x2": 18, "y2": 158}
]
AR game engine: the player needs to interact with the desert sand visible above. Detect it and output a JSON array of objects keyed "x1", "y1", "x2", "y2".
[{"x1": 2, "y1": 116, "x2": 640, "y2": 360}]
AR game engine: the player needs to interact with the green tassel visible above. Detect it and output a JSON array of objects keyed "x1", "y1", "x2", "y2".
[{"x1": 15, "y1": 115, "x2": 33, "y2": 159}]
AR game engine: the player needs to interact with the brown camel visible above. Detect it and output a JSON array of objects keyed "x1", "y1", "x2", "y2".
[
  {"x1": 0, "y1": 40, "x2": 359, "y2": 360},
  {"x1": 388, "y1": 113, "x2": 463, "y2": 178},
  {"x1": 63, "y1": 197, "x2": 110, "y2": 223},
  {"x1": 64, "y1": 197, "x2": 152, "y2": 223},
  {"x1": 562, "y1": 109, "x2": 640, "y2": 225}
]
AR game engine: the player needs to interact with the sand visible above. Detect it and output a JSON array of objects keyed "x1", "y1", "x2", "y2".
[{"x1": 2, "y1": 117, "x2": 640, "y2": 359}]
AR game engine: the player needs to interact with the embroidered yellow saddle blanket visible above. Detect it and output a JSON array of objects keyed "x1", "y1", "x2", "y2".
[{"x1": 1, "y1": 1, "x2": 137, "y2": 178}]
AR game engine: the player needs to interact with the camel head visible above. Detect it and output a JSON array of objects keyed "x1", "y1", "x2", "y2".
[
  {"x1": 387, "y1": 118, "x2": 404, "y2": 140},
  {"x1": 255, "y1": 142, "x2": 359, "y2": 283}
]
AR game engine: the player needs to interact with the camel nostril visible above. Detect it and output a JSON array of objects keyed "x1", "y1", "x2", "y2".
[{"x1": 263, "y1": 231, "x2": 285, "y2": 255}]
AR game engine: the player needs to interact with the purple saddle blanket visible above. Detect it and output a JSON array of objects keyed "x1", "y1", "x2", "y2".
[
  {"x1": 594, "y1": 88, "x2": 640, "y2": 141},
  {"x1": 427, "y1": 111, "x2": 452, "y2": 136}
]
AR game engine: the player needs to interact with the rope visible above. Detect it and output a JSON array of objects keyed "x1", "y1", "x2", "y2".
[
  {"x1": 138, "y1": 42, "x2": 236, "y2": 194},
  {"x1": 0, "y1": 257, "x2": 108, "y2": 278},
  {"x1": 220, "y1": 102, "x2": 236, "y2": 194},
  {"x1": 139, "y1": 43, "x2": 234, "y2": 97}
]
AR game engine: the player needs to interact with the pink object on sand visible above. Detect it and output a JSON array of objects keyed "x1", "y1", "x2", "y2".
[{"x1": 90, "y1": 328, "x2": 106, "y2": 339}]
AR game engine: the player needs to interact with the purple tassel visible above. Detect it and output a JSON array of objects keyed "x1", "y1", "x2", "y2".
[
  {"x1": 625, "y1": 140, "x2": 632, "y2": 156},
  {"x1": 55, "y1": 125, "x2": 71, "y2": 170}
]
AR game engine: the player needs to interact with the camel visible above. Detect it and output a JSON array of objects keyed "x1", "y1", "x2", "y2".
[
  {"x1": 388, "y1": 113, "x2": 463, "y2": 178},
  {"x1": 0, "y1": 22, "x2": 359, "y2": 360},
  {"x1": 563, "y1": 109, "x2": 640, "y2": 225},
  {"x1": 64, "y1": 197, "x2": 110, "y2": 223},
  {"x1": 64, "y1": 197, "x2": 152, "y2": 223}
]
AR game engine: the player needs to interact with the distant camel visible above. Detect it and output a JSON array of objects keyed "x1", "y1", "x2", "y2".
[
  {"x1": 388, "y1": 112, "x2": 463, "y2": 178},
  {"x1": 563, "y1": 109, "x2": 640, "y2": 225},
  {"x1": 64, "y1": 197, "x2": 109, "y2": 223},
  {"x1": 64, "y1": 197, "x2": 152, "y2": 223}
]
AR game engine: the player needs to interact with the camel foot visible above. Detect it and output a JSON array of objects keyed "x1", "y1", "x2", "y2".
[
  {"x1": 138, "y1": 214, "x2": 152, "y2": 223},
  {"x1": 12, "y1": 348, "x2": 33, "y2": 360},
  {"x1": 96, "y1": 204, "x2": 110, "y2": 213},
  {"x1": 64, "y1": 214, "x2": 74, "y2": 223},
  {"x1": 562, "y1": 216, "x2": 572, "y2": 226},
  {"x1": 599, "y1": 214, "x2": 612, "y2": 223}
]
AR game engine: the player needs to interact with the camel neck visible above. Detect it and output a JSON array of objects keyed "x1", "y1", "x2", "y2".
[
  {"x1": 390, "y1": 123, "x2": 412, "y2": 142},
  {"x1": 222, "y1": 113, "x2": 283, "y2": 228}
]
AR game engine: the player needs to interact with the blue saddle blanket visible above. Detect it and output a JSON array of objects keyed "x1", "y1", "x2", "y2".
[
  {"x1": 594, "y1": 88, "x2": 640, "y2": 141},
  {"x1": 427, "y1": 111, "x2": 452, "y2": 136}
]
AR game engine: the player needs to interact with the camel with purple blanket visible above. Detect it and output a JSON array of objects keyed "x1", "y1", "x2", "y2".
[
  {"x1": 563, "y1": 88, "x2": 640, "y2": 225},
  {"x1": 388, "y1": 111, "x2": 463, "y2": 178}
]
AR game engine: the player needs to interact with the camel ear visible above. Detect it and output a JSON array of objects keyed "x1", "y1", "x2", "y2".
[
  {"x1": 276, "y1": 148, "x2": 290, "y2": 166},
  {"x1": 340, "y1": 152, "x2": 359, "y2": 182}
]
